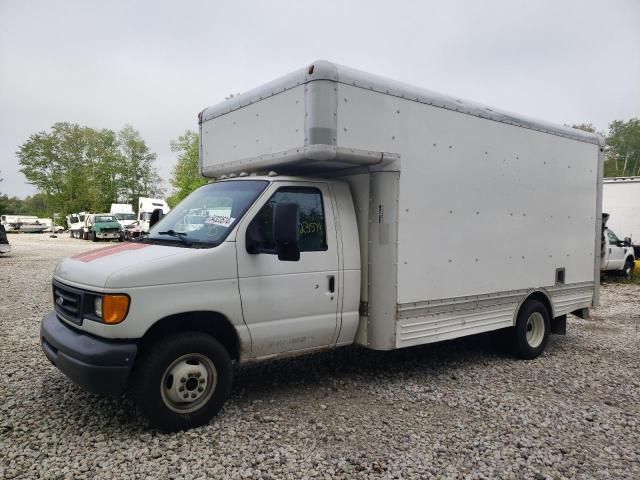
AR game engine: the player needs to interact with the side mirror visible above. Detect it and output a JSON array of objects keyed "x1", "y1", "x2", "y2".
[
  {"x1": 149, "y1": 209, "x2": 164, "y2": 229},
  {"x1": 273, "y1": 203, "x2": 300, "y2": 261},
  {"x1": 624, "y1": 237, "x2": 632, "y2": 247}
]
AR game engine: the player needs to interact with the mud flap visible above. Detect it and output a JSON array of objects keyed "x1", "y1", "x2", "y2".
[{"x1": 551, "y1": 315, "x2": 567, "y2": 335}]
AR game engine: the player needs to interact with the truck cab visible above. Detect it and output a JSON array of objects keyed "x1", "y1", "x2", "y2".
[
  {"x1": 137, "y1": 198, "x2": 171, "y2": 233},
  {"x1": 601, "y1": 227, "x2": 635, "y2": 278},
  {"x1": 83, "y1": 214, "x2": 124, "y2": 242},
  {"x1": 68, "y1": 212, "x2": 88, "y2": 239},
  {"x1": 41, "y1": 176, "x2": 358, "y2": 431}
]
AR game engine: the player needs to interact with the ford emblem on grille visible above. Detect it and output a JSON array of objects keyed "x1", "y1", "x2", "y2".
[{"x1": 56, "y1": 296, "x2": 64, "y2": 306}]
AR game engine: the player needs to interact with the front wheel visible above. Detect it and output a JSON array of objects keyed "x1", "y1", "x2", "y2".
[
  {"x1": 134, "y1": 332, "x2": 232, "y2": 432},
  {"x1": 511, "y1": 299, "x2": 550, "y2": 359},
  {"x1": 623, "y1": 259, "x2": 635, "y2": 280},
  {"x1": 91, "y1": 231, "x2": 97, "y2": 242}
]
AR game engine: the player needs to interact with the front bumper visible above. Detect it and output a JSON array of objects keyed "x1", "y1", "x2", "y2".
[
  {"x1": 97, "y1": 232, "x2": 121, "y2": 239},
  {"x1": 40, "y1": 311, "x2": 138, "y2": 395}
]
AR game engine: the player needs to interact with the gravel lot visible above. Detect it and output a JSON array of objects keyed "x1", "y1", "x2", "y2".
[{"x1": 1, "y1": 234, "x2": 639, "y2": 479}]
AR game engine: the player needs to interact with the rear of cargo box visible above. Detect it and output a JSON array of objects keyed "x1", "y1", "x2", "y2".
[{"x1": 199, "y1": 60, "x2": 603, "y2": 352}]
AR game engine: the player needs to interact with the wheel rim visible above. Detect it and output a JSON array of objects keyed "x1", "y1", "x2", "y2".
[
  {"x1": 525, "y1": 312, "x2": 545, "y2": 348},
  {"x1": 160, "y1": 353, "x2": 217, "y2": 414}
]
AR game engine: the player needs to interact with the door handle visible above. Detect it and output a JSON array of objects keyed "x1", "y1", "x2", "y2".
[
  {"x1": 609, "y1": 248, "x2": 611, "y2": 254},
  {"x1": 328, "y1": 275, "x2": 335, "y2": 293}
]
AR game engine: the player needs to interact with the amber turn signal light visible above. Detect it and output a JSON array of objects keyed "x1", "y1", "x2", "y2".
[{"x1": 102, "y1": 295, "x2": 130, "y2": 324}]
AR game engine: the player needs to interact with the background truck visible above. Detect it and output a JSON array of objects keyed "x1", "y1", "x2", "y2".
[
  {"x1": 603, "y1": 176, "x2": 640, "y2": 258},
  {"x1": 137, "y1": 197, "x2": 170, "y2": 233},
  {"x1": 110, "y1": 204, "x2": 137, "y2": 230},
  {"x1": 601, "y1": 213, "x2": 635, "y2": 279},
  {"x1": 67, "y1": 212, "x2": 89, "y2": 238},
  {"x1": 41, "y1": 61, "x2": 602, "y2": 431},
  {"x1": 82, "y1": 213, "x2": 124, "y2": 242}
]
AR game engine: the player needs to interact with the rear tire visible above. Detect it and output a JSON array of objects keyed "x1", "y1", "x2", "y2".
[
  {"x1": 134, "y1": 332, "x2": 232, "y2": 432},
  {"x1": 511, "y1": 299, "x2": 550, "y2": 359}
]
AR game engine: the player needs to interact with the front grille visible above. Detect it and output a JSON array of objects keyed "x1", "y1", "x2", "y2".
[
  {"x1": 102, "y1": 228, "x2": 119, "y2": 233},
  {"x1": 52, "y1": 281, "x2": 84, "y2": 325}
]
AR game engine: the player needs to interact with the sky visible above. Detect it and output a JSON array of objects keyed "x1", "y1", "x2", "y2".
[{"x1": 1, "y1": 0, "x2": 639, "y2": 198}]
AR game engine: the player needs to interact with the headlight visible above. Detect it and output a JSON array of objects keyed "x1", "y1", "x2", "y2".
[
  {"x1": 94, "y1": 297, "x2": 102, "y2": 317},
  {"x1": 93, "y1": 294, "x2": 130, "y2": 324}
]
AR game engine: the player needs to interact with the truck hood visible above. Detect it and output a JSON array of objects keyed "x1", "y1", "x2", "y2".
[
  {"x1": 94, "y1": 221, "x2": 121, "y2": 230},
  {"x1": 54, "y1": 241, "x2": 238, "y2": 289}
]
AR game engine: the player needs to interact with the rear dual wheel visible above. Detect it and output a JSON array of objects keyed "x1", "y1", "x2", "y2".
[
  {"x1": 134, "y1": 332, "x2": 232, "y2": 432},
  {"x1": 511, "y1": 299, "x2": 550, "y2": 359}
]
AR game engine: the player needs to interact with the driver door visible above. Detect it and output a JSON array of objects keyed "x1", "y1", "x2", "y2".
[
  {"x1": 236, "y1": 182, "x2": 340, "y2": 358},
  {"x1": 605, "y1": 229, "x2": 625, "y2": 270}
]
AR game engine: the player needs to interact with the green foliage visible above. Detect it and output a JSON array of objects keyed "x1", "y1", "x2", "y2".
[
  {"x1": 167, "y1": 131, "x2": 207, "y2": 207},
  {"x1": 569, "y1": 123, "x2": 597, "y2": 133},
  {"x1": 16, "y1": 122, "x2": 164, "y2": 218},
  {"x1": 604, "y1": 119, "x2": 640, "y2": 177},
  {"x1": 0, "y1": 193, "x2": 49, "y2": 217}
]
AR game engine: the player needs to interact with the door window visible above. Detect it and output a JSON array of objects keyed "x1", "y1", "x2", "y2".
[
  {"x1": 606, "y1": 230, "x2": 619, "y2": 245},
  {"x1": 248, "y1": 187, "x2": 327, "y2": 253}
]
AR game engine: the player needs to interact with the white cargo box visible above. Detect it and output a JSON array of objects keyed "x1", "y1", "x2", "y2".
[
  {"x1": 200, "y1": 60, "x2": 603, "y2": 350},
  {"x1": 603, "y1": 176, "x2": 640, "y2": 245}
]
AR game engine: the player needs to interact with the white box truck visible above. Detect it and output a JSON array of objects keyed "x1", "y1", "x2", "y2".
[
  {"x1": 110, "y1": 203, "x2": 137, "y2": 230},
  {"x1": 41, "y1": 61, "x2": 603, "y2": 431},
  {"x1": 603, "y1": 176, "x2": 640, "y2": 258}
]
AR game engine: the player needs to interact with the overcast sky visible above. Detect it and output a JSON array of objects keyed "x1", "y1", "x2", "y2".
[{"x1": 1, "y1": 0, "x2": 639, "y2": 198}]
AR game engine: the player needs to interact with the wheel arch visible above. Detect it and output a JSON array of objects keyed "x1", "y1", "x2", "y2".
[
  {"x1": 140, "y1": 311, "x2": 241, "y2": 362},
  {"x1": 512, "y1": 289, "x2": 555, "y2": 326}
]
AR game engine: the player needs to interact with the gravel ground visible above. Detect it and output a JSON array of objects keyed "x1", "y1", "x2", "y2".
[{"x1": 1, "y1": 234, "x2": 639, "y2": 480}]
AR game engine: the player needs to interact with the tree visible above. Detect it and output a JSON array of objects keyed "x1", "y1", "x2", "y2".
[
  {"x1": 167, "y1": 130, "x2": 207, "y2": 207},
  {"x1": 17, "y1": 122, "x2": 163, "y2": 218},
  {"x1": 118, "y1": 125, "x2": 164, "y2": 204},
  {"x1": 18, "y1": 122, "x2": 90, "y2": 215},
  {"x1": 604, "y1": 119, "x2": 640, "y2": 177}
]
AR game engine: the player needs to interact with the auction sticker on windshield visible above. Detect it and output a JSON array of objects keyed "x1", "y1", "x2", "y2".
[{"x1": 205, "y1": 215, "x2": 235, "y2": 227}]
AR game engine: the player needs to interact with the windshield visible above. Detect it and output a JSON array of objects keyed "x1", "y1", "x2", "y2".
[
  {"x1": 95, "y1": 215, "x2": 116, "y2": 223},
  {"x1": 114, "y1": 213, "x2": 136, "y2": 221},
  {"x1": 147, "y1": 180, "x2": 269, "y2": 247}
]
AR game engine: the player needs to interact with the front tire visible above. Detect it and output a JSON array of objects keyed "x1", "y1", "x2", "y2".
[
  {"x1": 623, "y1": 259, "x2": 635, "y2": 280},
  {"x1": 511, "y1": 299, "x2": 550, "y2": 359},
  {"x1": 91, "y1": 231, "x2": 97, "y2": 242},
  {"x1": 134, "y1": 332, "x2": 232, "y2": 432}
]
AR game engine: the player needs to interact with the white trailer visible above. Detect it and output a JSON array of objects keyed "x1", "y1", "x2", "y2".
[
  {"x1": 41, "y1": 61, "x2": 602, "y2": 431},
  {"x1": 137, "y1": 197, "x2": 170, "y2": 233},
  {"x1": 603, "y1": 177, "x2": 640, "y2": 257}
]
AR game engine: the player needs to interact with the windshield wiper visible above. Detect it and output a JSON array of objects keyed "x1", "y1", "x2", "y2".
[{"x1": 157, "y1": 230, "x2": 193, "y2": 246}]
